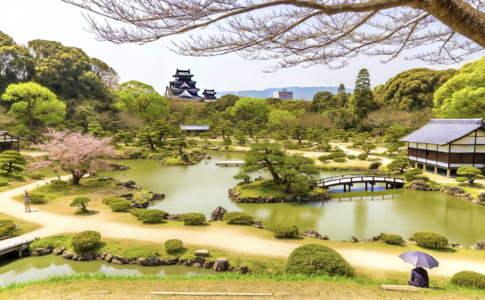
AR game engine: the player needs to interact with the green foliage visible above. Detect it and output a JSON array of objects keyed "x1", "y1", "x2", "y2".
[
  {"x1": 374, "y1": 68, "x2": 456, "y2": 111},
  {"x1": 29, "y1": 194, "x2": 46, "y2": 204},
  {"x1": 455, "y1": 177, "x2": 468, "y2": 183},
  {"x1": 0, "y1": 180, "x2": 9, "y2": 186},
  {"x1": 0, "y1": 220, "x2": 16, "y2": 238},
  {"x1": 451, "y1": 271, "x2": 485, "y2": 290},
  {"x1": 26, "y1": 174, "x2": 45, "y2": 180},
  {"x1": 327, "y1": 152, "x2": 346, "y2": 159},
  {"x1": 0, "y1": 151, "x2": 27, "y2": 174},
  {"x1": 387, "y1": 157, "x2": 412, "y2": 173},
  {"x1": 361, "y1": 142, "x2": 376, "y2": 154},
  {"x1": 267, "y1": 224, "x2": 299, "y2": 238},
  {"x1": 116, "y1": 80, "x2": 168, "y2": 120},
  {"x1": 456, "y1": 166, "x2": 484, "y2": 184},
  {"x1": 357, "y1": 153, "x2": 368, "y2": 160},
  {"x1": 222, "y1": 212, "x2": 254, "y2": 224},
  {"x1": 403, "y1": 168, "x2": 423, "y2": 182},
  {"x1": 109, "y1": 199, "x2": 132, "y2": 212},
  {"x1": 352, "y1": 69, "x2": 375, "y2": 122},
  {"x1": 139, "y1": 209, "x2": 166, "y2": 223},
  {"x1": 69, "y1": 196, "x2": 91, "y2": 213},
  {"x1": 182, "y1": 213, "x2": 206, "y2": 225},
  {"x1": 71, "y1": 231, "x2": 101, "y2": 252},
  {"x1": 381, "y1": 234, "x2": 404, "y2": 244},
  {"x1": 233, "y1": 172, "x2": 251, "y2": 184},
  {"x1": 230, "y1": 97, "x2": 270, "y2": 122},
  {"x1": 348, "y1": 155, "x2": 356, "y2": 160},
  {"x1": 318, "y1": 155, "x2": 329, "y2": 162},
  {"x1": 333, "y1": 157, "x2": 346, "y2": 163},
  {"x1": 434, "y1": 56, "x2": 485, "y2": 118},
  {"x1": 165, "y1": 239, "x2": 183, "y2": 253},
  {"x1": 285, "y1": 244, "x2": 355, "y2": 277},
  {"x1": 130, "y1": 209, "x2": 147, "y2": 220},
  {"x1": 102, "y1": 196, "x2": 125, "y2": 205},
  {"x1": 411, "y1": 231, "x2": 448, "y2": 249},
  {"x1": 47, "y1": 180, "x2": 70, "y2": 190}
]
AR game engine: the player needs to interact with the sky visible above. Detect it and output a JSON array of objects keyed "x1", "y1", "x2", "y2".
[{"x1": 1, "y1": 0, "x2": 483, "y2": 94}]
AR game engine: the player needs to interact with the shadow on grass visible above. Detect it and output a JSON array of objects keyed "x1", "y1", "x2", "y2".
[
  {"x1": 184, "y1": 223, "x2": 211, "y2": 227},
  {"x1": 415, "y1": 245, "x2": 457, "y2": 253}
]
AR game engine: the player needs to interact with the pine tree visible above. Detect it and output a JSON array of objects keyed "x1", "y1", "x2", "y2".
[
  {"x1": 352, "y1": 69, "x2": 375, "y2": 121},
  {"x1": 338, "y1": 83, "x2": 346, "y2": 94}
]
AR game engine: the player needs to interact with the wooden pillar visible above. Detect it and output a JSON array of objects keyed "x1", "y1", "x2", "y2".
[
  {"x1": 365, "y1": 183, "x2": 368, "y2": 191},
  {"x1": 371, "y1": 184, "x2": 374, "y2": 192},
  {"x1": 393, "y1": 183, "x2": 395, "y2": 189},
  {"x1": 343, "y1": 185, "x2": 346, "y2": 192},
  {"x1": 434, "y1": 167, "x2": 438, "y2": 175},
  {"x1": 422, "y1": 164, "x2": 426, "y2": 171},
  {"x1": 415, "y1": 162, "x2": 418, "y2": 168},
  {"x1": 348, "y1": 185, "x2": 351, "y2": 192},
  {"x1": 446, "y1": 169, "x2": 451, "y2": 178}
]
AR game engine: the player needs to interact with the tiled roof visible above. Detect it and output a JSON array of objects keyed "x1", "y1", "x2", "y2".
[
  {"x1": 399, "y1": 119, "x2": 485, "y2": 145},
  {"x1": 180, "y1": 125, "x2": 210, "y2": 131}
]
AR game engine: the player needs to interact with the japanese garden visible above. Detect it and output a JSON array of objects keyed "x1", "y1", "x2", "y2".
[{"x1": 1, "y1": 0, "x2": 485, "y2": 299}]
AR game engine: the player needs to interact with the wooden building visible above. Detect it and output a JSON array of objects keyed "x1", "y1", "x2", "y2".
[
  {"x1": 400, "y1": 119, "x2": 485, "y2": 177},
  {"x1": 202, "y1": 89, "x2": 217, "y2": 101},
  {"x1": 0, "y1": 131, "x2": 24, "y2": 153},
  {"x1": 180, "y1": 125, "x2": 210, "y2": 136}
]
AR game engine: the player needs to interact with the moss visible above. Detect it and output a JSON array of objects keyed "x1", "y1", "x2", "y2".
[{"x1": 165, "y1": 239, "x2": 183, "y2": 253}]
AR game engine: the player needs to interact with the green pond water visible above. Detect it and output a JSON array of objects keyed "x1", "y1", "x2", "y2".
[
  {"x1": 0, "y1": 255, "x2": 215, "y2": 286},
  {"x1": 38, "y1": 151, "x2": 485, "y2": 246}
]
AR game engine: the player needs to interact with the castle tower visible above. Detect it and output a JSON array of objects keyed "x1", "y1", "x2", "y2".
[{"x1": 165, "y1": 69, "x2": 203, "y2": 100}]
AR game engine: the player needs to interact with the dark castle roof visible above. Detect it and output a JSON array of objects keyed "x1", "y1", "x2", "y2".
[
  {"x1": 399, "y1": 119, "x2": 485, "y2": 146},
  {"x1": 173, "y1": 69, "x2": 193, "y2": 77}
]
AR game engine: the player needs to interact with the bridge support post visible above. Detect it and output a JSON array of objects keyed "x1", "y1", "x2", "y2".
[
  {"x1": 348, "y1": 185, "x2": 351, "y2": 192},
  {"x1": 393, "y1": 183, "x2": 395, "y2": 189},
  {"x1": 343, "y1": 185, "x2": 347, "y2": 192},
  {"x1": 365, "y1": 183, "x2": 368, "y2": 191},
  {"x1": 371, "y1": 183, "x2": 374, "y2": 192},
  {"x1": 385, "y1": 183, "x2": 388, "y2": 190}
]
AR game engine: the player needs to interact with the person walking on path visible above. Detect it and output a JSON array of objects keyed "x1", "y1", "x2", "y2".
[{"x1": 24, "y1": 191, "x2": 30, "y2": 213}]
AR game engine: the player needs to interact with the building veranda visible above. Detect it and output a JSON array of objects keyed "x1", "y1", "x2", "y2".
[
  {"x1": 400, "y1": 119, "x2": 485, "y2": 177},
  {"x1": 0, "y1": 131, "x2": 24, "y2": 153}
]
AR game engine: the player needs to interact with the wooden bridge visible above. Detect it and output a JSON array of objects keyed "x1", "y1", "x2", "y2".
[
  {"x1": 0, "y1": 238, "x2": 35, "y2": 257},
  {"x1": 317, "y1": 174, "x2": 405, "y2": 192},
  {"x1": 215, "y1": 160, "x2": 245, "y2": 166}
]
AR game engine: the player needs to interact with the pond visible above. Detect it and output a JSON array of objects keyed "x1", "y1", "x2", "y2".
[
  {"x1": 37, "y1": 151, "x2": 485, "y2": 246},
  {"x1": 0, "y1": 255, "x2": 215, "y2": 286}
]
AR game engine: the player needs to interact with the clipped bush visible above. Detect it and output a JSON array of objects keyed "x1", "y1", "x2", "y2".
[
  {"x1": 348, "y1": 155, "x2": 356, "y2": 160},
  {"x1": 182, "y1": 213, "x2": 206, "y2": 225},
  {"x1": 109, "y1": 199, "x2": 132, "y2": 212},
  {"x1": 70, "y1": 196, "x2": 91, "y2": 214},
  {"x1": 30, "y1": 194, "x2": 46, "y2": 204},
  {"x1": 357, "y1": 153, "x2": 368, "y2": 160},
  {"x1": 165, "y1": 239, "x2": 183, "y2": 253},
  {"x1": 0, "y1": 180, "x2": 9, "y2": 187},
  {"x1": 71, "y1": 230, "x2": 101, "y2": 252},
  {"x1": 411, "y1": 231, "x2": 448, "y2": 249},
  {"x1": 267, "y1": 224, "x2": 299, "y2": 238},
  {"x1": 102, "y1": 196, "x2": 125, "y2": 205},
  {"x1": 318, "y1": 155, "x2": 329, "y2": 162},
  {"x1": 327, "y1": 152, "x2": 346, "y2": 159},
  {"x1": 285, "y1": 244, "x2": 355, "y2": 277},
  {"x1": 333, "y1": 158, "x2": 347, "y2": 163},
  {"x1": 14, "y1": 175, "x2": 25, "y2": 181},
  {"x1": 140, "y1": 209, "x2": 166, "y2": 223},
  {"x1": 49, "y1": 180, "x2": 70, "y2": 190},
  {"x1": 26, "y1": 174, "x2": 45, "y2": 180},
  {"x1": 130, "y1": 209, "x2": 147, "y2": 220},
  {"x1": 451, "y1": 271, "x2": 485, "y2": 290},
  {"x1": 222, "y1": 212, "x2": 254, "y2": 224},
  {"x1": 0, "y1": 220, "x2": 16, "y2": 238},
  {"x1": 455, "y1": 177, "x2": 468, "y2": 183},
  {"x1": 381, "y1": 234, "x2": 404, "y2": 245}
]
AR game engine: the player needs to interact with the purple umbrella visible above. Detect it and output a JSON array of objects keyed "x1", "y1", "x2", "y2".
[{"x1": 399, "y1": 251, "x2": 439, "y2": 269}]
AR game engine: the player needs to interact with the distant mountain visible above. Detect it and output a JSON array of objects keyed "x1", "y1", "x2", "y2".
[{"x1": 217, "y1": 86, "x2": 354, "y2": 100}]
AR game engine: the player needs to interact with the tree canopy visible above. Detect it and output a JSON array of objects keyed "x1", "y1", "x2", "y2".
[{"x1": 116, "y1": 80, "x2": 168, "y2": 120}]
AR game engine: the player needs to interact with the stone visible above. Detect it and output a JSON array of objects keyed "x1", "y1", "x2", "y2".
[
  {"x1": 100, "y1": 252, "x2": 107, "y2": 260},
  {"x1": 104, "y1": 254, "x2": 114, "y2": 263},
  {"x1": 479, "y1": 192, "x2": 485, "y2": 204},
  {"x1": 451, "y1": 243, "x2": 462, "y2": 248},
  {"x1": 239, "y1": 265, "x2": 249, "y2": 274},
  {"x1": 120, "y1": 193, "x2": 133, "y2": 198},
  {"x1": 62, "y1": 253, "x2": 74, "y2": 259},
  {"x1": 213, "y1": 258, "x2": 229, "y2": 272},
  {"x1": 192, "y1": 263, "x2": 202, "y2": 268},
  {"x1": 181, "y1": 153, "x2": 190, "y2": 163},
  {"x1": 446, "y1": 186, "x2": 465, "y2": 196},
  {"x1": 81, "y1": 253, "x2": 94, "y2": 261},
  {"x1": 31, "y1": 251, "x2": 41, "y2": 257},
  {"x1": 410, "y1": 180, "x2": 429, "y2": 191},
  {"x1": 370, "y1": 234, "x2": 383, "y2": 242},
  {"x1": 112, "y1": 259, "x2": 124, "y2": 265},
  {"x1": 252, "y1": 220, "x2": 262, "y2": 226},
  {"x1": 195, "y1": 249, "x2": 209, "y2": 257},
  {"x1": 321, "y1": 235, "x2": 329, "y2": 240},
  {"x1": 301, "y1": 229, "x2": 322, "y2": 239},
  {"x1": 151, "y1": 193, "x2": 165, "y2": 200},
  {"x1": 475, "y1": 240, "x2": 485, "y2": 250},
  {"x1": 167, "y1": 214, "x2": 184, "y2": 221},
  {"x1": 211, "y1": 206, "x2": 228, "y2": 221},
  {"x1": 165, "y1": 257, "x2": 179, "y2": 265},
  {"x1": 136, "y1": 258, "x2": 146, "y2": 266},
  {"x1": 350, "y1": 236, "x2": 359, "y2": 243},
  {"x1": 145, "y1": 257, "x2": 158, "y2": 266},
  {"x1": 185, "y1": 258, "x2": 196, "y2": 266},
  {"x1": 178, "y1": 258, "x2": 188, "y2": 265},
  {"x1": 203, "y1": 260, "x2": 215, "y2": 269},
  {"x1": 369, "y1": 162, "x2": 382, "y2": 170},
  {"x1": 53, "y1": 247, "x2": 66, "y2": 255},
  {"x1": 254, "y1": 224, "x2": 264, "y2": 229},
  {"x1": 41, "y1": 249, "x2": 52, "y2": 255},
  {"x1": 113, "y1": 255, "x2": 125, "y2": 264}
]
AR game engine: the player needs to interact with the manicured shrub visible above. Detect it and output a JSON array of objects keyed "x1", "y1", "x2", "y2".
[
  {"x1": 333, "y1": 158, "x2": 347, "y2": 163},
  {"x1": 26, "y1": 174, "x2": 45, "y2": 180},
  {"x1": 0, "y1": 220, "x2": 16, "y2": 238},
  {"x1": 14, "y1": 175, "x2": 24, "y2": 181},
  {"x1": 70, "y1": 196, "x2": 91, "y2": 214},
  {"x1": 318, "y1": 155, "x2": 329, "y2": 162},
  {"x1": 109, "y1": 199, "x2": 132, "y2": 212},
  {"x1": 285, "y1": 244, "x2": 355, "y2": 277},
  {"x1": 328, "y1": 152, "x2": 346, "y2": 159},
  {"x1": 140, "y1": 209, "x2": 166, "y2": 223},
  {"x1": 404, "y1": 168, "x2": 423, "y2": 182},
  {"x1": 0, "y1": 180, "x2": 9, "y2": 186},
  {"x1": 71, "y1": 231, "x2": 101, "y2": 252},
  {"x1": 348, "y1": 155, "x2": 356, "y2": 160},
  {"x1": 182, "y1": 213, "x2": 206, "y2": 225},
  {"x1": 357, "y1": 153, "x2": 368, "y2": 160},
  {"x1": 222, "y1": 212, "x2": 254, "y2": 224},
  {"x1": 102, "y1": 196, "x2": 125, "y2": 205},
  {"x1": 267, "y1": 224, "x2": 299, "y2": 238},
  {"x1": 30, "y1": 194, "x2": 46, "y2": 204},
  {"x1": 49, "y1": 180, "x2": 70, "y2": 190},
  {"x1": 411, "y1": 231, "x2": 448, "y2": 249},
  {"x1": 381, "y1": 234, "x2": 404, "y2": 245},
  {"x1": 451, "y1": 271, "x2": 485, "y2": 290},
  {"x1": 165, "y1": 239, "x2": 183, "y2": 253},
  {"x1": 130, "y1": 209, "x2": 147, "y2": 220}
]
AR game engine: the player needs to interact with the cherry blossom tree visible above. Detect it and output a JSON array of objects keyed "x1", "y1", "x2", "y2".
[{"x1": 32, "y1": 129, "x2": 118, "y2": 185}]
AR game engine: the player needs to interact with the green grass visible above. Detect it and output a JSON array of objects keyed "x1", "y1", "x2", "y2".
[
  {"x1": 0, "y1": 211, "x2": 41, "y2": 235},
  {"x1": 17, "y1": 179, "x2": 114, "y2": 201}
]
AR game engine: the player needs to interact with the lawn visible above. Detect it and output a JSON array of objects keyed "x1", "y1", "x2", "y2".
[{"x1": 0, "y1": 211, "x2": 41, "y2": 235}]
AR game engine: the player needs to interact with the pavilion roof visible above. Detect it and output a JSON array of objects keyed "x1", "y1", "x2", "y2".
[
  {"x1": 180, "y1": 125, "x2": 210, "y2": 131},
  {"x1": 399, "y1": 119, "x2": 485, "y2": 146}
]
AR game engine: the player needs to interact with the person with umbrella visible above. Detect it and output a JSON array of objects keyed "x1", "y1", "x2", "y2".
[{"x1": 399, "y1": 251, "x2": 439, "y2": 288}]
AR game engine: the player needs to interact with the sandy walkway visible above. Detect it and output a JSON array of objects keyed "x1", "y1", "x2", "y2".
[{"x1": 2, "y1": 177, "x2": 485, "y2": 278}]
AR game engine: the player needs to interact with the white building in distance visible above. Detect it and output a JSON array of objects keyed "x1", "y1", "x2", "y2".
[{"x1": 273, "y1": 88, "x2": 293, "y2": 100}]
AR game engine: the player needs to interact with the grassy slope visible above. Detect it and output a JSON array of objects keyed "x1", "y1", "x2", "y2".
[{"x1": 0, "y1": 211, "x2": 41, "y2": 235}]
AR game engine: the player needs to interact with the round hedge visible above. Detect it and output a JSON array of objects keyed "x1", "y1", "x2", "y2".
[
  {"x1": 0, "y1": 180, "x2": 9, "y2": 187},
  {"x1": 381, "y1": 234, "x2": 404, "y2": 245},
  {"x1": 165, "y1": 239, "x2": 183, "y2": 253},
  {"x1": 348, "y1": 155, "x2": 356, "y2": 160},
  {"x1": 0, "y1": 220, "x2": 16, "y2": 238},
  {"x1": 140, "y1": 209, "x2": 166, "y2": 223},
  {"x1": 411, "y1": 231, "x2": 448, "y2": 249},
  {"x1": 30, "y1": 194, "x2": 46, "y2": 204},
  {"x1": 451, "y1": 271, "x2": 485, "y2": 290},
  {"x1": 267, "y1": 224, "x2": 299, "y2": 238},
  {"x1": 333, "y1": 158, "x2": 347, "y2": 163},
  {"x1": 182, "y1": 213, "x2": 206, "y2": 225},
  {"x1": 222, "y1": 212, "x2": 254, "y2": 224},
  {"x1": 109, "y1": 199, "x2": 132, "y2": 212},
  {"x1": 285, "y1": 244, "x2": 355, "y2": 277},
  {"x1": 357, "y1": 153, "x2": 368, "y2": 160},
  {"x1": 71, "y1": 230, "x2": 101, "y2": 252},
  {"x1": 49, "y1": 180, "x2": 70, "y2": 190},
  {"x1": 318, "y1": 155, "x2": 329, "y2": 162},
  {"x1": 130, "y1": 209, "x2": 147, "y2": 220},
  {"x1": 327, "y1": 152, "x2": 346, "y2": 159},
  {"x1": 102, "y1": 196, "x2": 126, "y2": 205}
]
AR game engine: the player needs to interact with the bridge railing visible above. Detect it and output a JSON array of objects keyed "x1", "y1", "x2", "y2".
[
  {"x1": 319, "y1": 176, "x2": 404, "y2": 186},
  {"x1": 316, "y1": 173, "x2": 367, "y2": 182}
]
